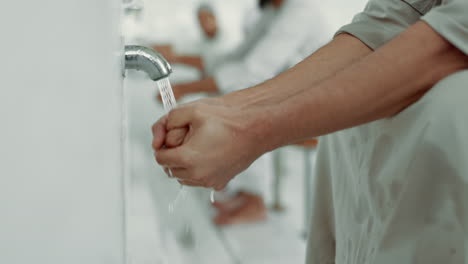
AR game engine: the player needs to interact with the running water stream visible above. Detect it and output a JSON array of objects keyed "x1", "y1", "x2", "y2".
[
  {"x1": 156, "y1": 77, "x2": 215, "y2": 248},
  {"x1": 155, "y1": 77, "x2": 189, "y2": 212}
]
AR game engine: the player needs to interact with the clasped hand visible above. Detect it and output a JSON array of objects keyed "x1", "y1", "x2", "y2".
[{"x1": 152, "y1": 98, "x2": 267, "y2": 191}]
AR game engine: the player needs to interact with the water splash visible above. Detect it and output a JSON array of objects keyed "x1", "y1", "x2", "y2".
[
  {"x1": 155, "y1": 78, "x2": 187, "y2": 211},
  {"x1": 156, "y1": 78, "x2": 177, "y2": 111},
  {"x1": 156, "y1": 77, "x2": 215, "y2": 211},
  {"x1": 156, "y1": 78, "x2": 216, "y2": 251}
]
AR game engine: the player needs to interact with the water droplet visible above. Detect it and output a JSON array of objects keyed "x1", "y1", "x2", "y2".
[{"x1": 210, "y1": 190, "x2": 215, "y2": 203}]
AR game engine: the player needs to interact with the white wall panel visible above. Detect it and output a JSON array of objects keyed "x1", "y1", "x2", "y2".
[{"x1": 0, "y1": 1, "x2": 125, "y2": 263}]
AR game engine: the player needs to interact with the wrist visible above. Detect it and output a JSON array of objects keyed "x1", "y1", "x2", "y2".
[
  {"x1": 222, "y1": 82, "x2": 275, "y2": 107},
  {"x1": 220, "y1": 89, "x2": 286, "y2": 154}
]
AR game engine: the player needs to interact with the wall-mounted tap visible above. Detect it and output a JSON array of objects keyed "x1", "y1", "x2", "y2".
[{"x1": 124, "y1": 45, "x2": 172, "y2": 81}]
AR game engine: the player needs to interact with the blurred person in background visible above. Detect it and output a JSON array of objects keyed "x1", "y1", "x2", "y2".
[
  {"x1": 158, "y1": 0, "x2": 331, "y2": 226},
  {"x1": 154, "y1": 0, "x2": 254, "y2": 82},
  {"x1": 168, "y1": 0, "x2": 330, "y2": 99}
]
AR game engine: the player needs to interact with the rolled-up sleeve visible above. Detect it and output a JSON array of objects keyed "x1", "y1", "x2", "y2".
[
  {"x1": 422, "y1": 0, "x2": 468, "y2": 55},
  {"x1": 335, "y1": 0, "x2": 422, "y2": 50}
]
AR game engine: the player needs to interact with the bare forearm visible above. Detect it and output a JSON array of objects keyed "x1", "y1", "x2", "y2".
[
  {"x1": 266, "y1": 21, "x2": 468, "y2": 148},
  {"x1": 224, "y1": 34, "x2": 372, "y2": 105}
]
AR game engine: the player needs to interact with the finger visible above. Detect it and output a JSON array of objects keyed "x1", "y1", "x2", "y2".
[
  {"x1": 152, "y1": 115, "x2": 168, "y2": 151},
  {"x1": 154, "y1": 148, "x2": 188, "y2": 168},
  {"x1": 168, "y1": 168, "x2": 187, "y2": 179},
  {"x1": 166, "y1": 106, "x2": 197, "y2": 130},
  {"x1": 163, "y1": 167, "x2": 176, "y2": 178},
  {"x1": 214, "y1": 184, "x2": 227, "y2": 192},
  {"x1": 176, "y1": 178, "x2": 201, "y2": 185},
  {"x1": 177, "y1": 179, "x2": 205, "y2": 188},
  {"x1": 168, "y1": 167, "x2": 203, "y2": 182},
  {"x1": 165, "y1": 127, "x2": 189, "y2": 148}
]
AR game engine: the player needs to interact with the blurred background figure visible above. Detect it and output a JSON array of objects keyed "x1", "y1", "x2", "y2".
[
  {"x1": 166, "y1": 0, "x2": 332, "y2": 98},
  {"x1": 153, "y1": 1, "x2": 252, "y2": 79}
]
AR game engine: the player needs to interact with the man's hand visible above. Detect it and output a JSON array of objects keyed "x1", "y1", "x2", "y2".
[{"x1": 152, "y1": 98, "x2": 270, "y2": 190}]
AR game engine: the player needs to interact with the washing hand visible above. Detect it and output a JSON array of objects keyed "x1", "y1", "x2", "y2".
[{"x1": 152, "y1": 98, "x2": 271, "y2": 190}]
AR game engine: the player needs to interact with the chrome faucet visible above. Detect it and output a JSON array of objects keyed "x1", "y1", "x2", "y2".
[{"x1": 124, "y1": 45, "x2": 172, "y2": 81}]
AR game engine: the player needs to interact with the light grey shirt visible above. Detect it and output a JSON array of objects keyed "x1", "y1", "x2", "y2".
[
  {"x1": 336, "y1": 0, "x2": 468, "y2": 55},
  {"x1": 306, "y1": 1, "x2": 468, "y2": 264}
]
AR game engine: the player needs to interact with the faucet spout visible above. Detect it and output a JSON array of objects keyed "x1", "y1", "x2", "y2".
[{"x1": 124, "y1": 45, "x2": 172, "y2": 81}]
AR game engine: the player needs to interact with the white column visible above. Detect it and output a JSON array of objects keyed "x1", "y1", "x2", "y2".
[{"x1": 0, "y1": 1, "x2": 125, "y2": 263}]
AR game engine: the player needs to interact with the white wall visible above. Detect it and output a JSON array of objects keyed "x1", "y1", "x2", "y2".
[{"x1": 0, "y1": 1, "x2": 125, "y2": 263}]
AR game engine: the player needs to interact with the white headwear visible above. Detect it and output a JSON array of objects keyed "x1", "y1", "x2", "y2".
[{"x1": 197, "y1": 2, "x2": 214, "y2": 13}]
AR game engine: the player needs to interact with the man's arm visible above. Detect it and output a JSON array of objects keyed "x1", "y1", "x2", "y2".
[
  {"x1": 153, "y1": 21, "x2": 468, "y2": 190},
  {"x1": 222, "y1": 33, "x2": 372, "y2": 102},
  {"x1": 155, "y1": 33, "x2": 371, "y2": 148},
  {"x1": 261, "y1": 21, "x2": 468, "y2": 149},
  {"x1": 151, "y1": 33, "x2": 372, "y2": 189},
  {"x1": 167, "y1": 34, "x2": 370, "y2": 102}
]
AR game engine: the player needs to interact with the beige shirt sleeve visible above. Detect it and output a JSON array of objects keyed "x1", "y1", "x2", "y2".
[
  {"x1": 335, "y1": 0, "x2": 468, "y2": 56},
  {"x1": 422, "y1": 0, "x2": 468, "y2": 55},
  {"x1": 335, "y1": 0, "x2": 422, "y2": 50}
]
